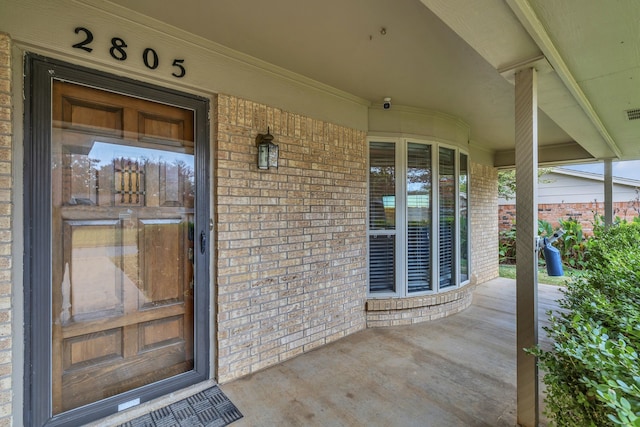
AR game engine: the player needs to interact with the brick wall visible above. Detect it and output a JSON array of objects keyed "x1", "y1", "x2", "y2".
[
  {"x1": 365, "y1": 285, "x2": 475, "y2": 327},
  {"x1": 0, "y1": 33, "x2": 11, "y2": 427},
  {"x1": 0, "y1": 33, "x2": 502, "y2": 415},
  {"x1": 215, "y1": 94, "x2": 368, "y2": 382},
  {"x1": 499, "y1": 201, "x2": 640, "y2": 235},
  {"x1": 470, "y1": 162, "x2": 499, "y2": 283}
]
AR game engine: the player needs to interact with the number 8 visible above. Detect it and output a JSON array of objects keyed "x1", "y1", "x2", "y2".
[{"x1": 110, "y1": 37, "x2": 128, "y2": 61}]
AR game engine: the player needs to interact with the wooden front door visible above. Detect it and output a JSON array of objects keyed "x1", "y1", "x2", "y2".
[{"x1": 50, "y1": 81, "x2": 196, "y2": 414}]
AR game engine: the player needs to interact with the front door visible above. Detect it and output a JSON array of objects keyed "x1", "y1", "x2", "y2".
[
  {"x1": 25, "y1": 56, "x2": 210, "y2": 426},
  {"x1": 52, "y1": 80, "x2": 198, "y2": 413}
]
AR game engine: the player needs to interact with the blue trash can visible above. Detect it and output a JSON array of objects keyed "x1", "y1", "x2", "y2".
[{"x1": 543, "y1": 238, "x2": 564, "y2": 276}]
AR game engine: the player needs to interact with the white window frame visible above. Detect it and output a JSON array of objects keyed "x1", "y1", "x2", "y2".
[
  {"x1": 367, "y1": 137, "x2": 470, "y2": 298},
  {"x1": 458, "y1": 151, "x2": 471, "y2": 286}
]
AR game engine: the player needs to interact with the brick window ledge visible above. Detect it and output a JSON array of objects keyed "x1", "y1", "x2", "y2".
[{"x1": 365, "y1": 284, "x2": 476, "y2": 327}]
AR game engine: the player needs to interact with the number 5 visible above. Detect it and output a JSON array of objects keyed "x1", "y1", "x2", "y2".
[{"x1": 172, "y1": 59, "x2": 186, "y2": 78}]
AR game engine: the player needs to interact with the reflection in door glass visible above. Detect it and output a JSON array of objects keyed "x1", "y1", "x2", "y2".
[{"x1": 51, "y1": 81, "x2": 196, "y2": 414}]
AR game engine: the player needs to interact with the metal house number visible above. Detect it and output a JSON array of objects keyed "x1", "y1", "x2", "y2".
[{"x1": 72, "y1": 27, "x2": 187, "y2": 78}]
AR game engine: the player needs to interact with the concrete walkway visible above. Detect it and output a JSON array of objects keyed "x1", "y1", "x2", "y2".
[{"x1": 221, "y1": 278, "x2": 563, "y2": 427}]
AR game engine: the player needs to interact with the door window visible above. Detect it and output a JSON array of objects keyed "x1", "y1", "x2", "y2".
[{"x1": 51, "y1": 81, "x2": 196, "y2": 413}]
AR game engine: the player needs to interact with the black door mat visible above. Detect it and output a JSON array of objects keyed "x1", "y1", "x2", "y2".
[{"x1": 118, "y1": 386, "x2": 243, "y2": 427}]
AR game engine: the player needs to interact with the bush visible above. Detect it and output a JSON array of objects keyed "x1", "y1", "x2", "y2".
[
  {"x1": 499, "y1": 225, "x2": 517, "y2": 264},
  {"x1": 557, "y1": 217, "x2": 587, "y2": 269},
  {"x1": 532, "y1": 222, "x2": 640, "y2": 426},
  {"x1": 499, "y1": 218, "x2": 587, "y2": 269},
  {"x1": 499, "y1": 220, "x2": 552, "y2": 265}
]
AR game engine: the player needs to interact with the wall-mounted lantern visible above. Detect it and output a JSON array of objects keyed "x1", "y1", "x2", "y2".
[{"x1": 256, "y1": 127, "x2": 278, "y2": 170}]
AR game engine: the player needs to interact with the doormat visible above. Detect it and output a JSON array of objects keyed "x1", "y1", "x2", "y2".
[{"x1": 118, "y1": 386, "x2": 243, "y2": 427}]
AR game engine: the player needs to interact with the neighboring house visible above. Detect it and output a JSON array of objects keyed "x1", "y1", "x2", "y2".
[{"x1": 499, "y1": 168, "x2": 640, "y2": 234}]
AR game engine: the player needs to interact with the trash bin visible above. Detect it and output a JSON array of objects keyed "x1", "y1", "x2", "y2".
[{"x1": 542, "y1": 237, "x2": 564, "y2": 276}]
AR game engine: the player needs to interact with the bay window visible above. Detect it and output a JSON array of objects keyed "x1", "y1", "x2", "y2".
[
  {"x1": 459, "y1": 153, "x2": 469, "y2": 283},
  {"x1": 368, "y1": 138, "x2": 470, "y2": 296}
]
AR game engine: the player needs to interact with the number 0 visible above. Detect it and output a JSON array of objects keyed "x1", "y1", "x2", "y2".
[{"x1": 143, "y1": 48, "x2": 159, "y2": 70}]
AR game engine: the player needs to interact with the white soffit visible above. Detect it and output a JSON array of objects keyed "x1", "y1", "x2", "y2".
[
  {"x1": 506, "y1": 0, "x2": 621, "y2": 158},
  {"x1": 421, "y1": 0, "x2": 618, "y2": 160},
  {"x1": 529, "y1": 0, "x2": 640, "y2": 160},
  {"x1": 70, "y1": 0, "x2": 640, "y2": 163},
  {"x1": 96, "y1": 0, "x2": 572, "y2": 152}
]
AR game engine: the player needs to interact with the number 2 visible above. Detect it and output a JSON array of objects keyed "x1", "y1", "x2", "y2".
[{"x1": 72, "y1": 27, "x2": 94, "y2": 52}]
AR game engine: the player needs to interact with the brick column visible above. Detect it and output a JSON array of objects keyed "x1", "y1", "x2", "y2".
[{"x1": 470, "y1": 162, "x2": 499, "y2": 283}]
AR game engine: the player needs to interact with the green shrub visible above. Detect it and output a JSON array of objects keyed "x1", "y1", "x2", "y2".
[
  {"x1": 499, "y1": 225, "x2": 517, "y2": 264},
  {"x1": 500, "y1": 218, "x2": 588, "y2": 269},
  {"x1": 499, "y1": 220, "x2": 556, "y2": 265},
  {"x1": 532, "y1": 222, "x2": 640, "y2": 426},
  {"x1": 557, "y1": 217, "x2": 587, "y2": 269}
]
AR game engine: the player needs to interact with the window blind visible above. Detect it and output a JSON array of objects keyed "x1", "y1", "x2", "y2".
[
  {"x1": 439, "y1": 147, "x2": 455, "y2": 288},
  {"x1": 369, "y1": 142, "x2": 395, "y2": 293},
  {"x1": 369, "y1": 235, "x2": 395, "y2": 292},
  {"x1": 407, "y1": 143, "x2": 431, "y2": 293},
  {"x1": 459, "y1": 153, "x2": 469, "y2": 282}
]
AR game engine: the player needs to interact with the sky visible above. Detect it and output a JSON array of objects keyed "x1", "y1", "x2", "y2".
[{"x1": 565, "y1": 160, "x2": 640, "y2": 181}]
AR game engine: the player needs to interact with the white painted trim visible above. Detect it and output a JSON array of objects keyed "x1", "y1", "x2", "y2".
[
  {"x1": 370, "y1": 104, "x2": 470, "y2": 132},
  {"x1": 550, "y1": 167, "x2": 640, "y2": 187},
  {"x1": 10, "y1": 44, "x2": 26, "y2": 427},
  {"x1": 368, "y1": 104, "x2": 471, "y2": 148},
  {"x1": 505, "y1": 0, "x2": 622, "y2": 159},
  {"x1": 397, "y1": 140, "x2": 408, "y2": 297}
]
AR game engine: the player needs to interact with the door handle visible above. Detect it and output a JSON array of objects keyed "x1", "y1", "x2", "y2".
[{"x1": 200, "y1": 231, "x2": 207, "y2": 254}]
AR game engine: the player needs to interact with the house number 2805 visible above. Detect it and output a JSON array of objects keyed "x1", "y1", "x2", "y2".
[{"x1": 72, "y1": 27, "x2": 187, "y2": 78}]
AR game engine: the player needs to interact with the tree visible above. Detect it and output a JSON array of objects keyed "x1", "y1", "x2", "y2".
[{"x1": 498, "y1": 167, "x2": 554, "y2": 200}]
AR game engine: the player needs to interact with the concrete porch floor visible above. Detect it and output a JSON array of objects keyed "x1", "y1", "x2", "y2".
[{"x1": 220, "y1": 278, "x2": 563, "y2": 427}]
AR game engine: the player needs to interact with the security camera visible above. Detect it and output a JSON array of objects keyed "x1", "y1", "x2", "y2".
[{"x1": 383, "y1": 97, "x2": 391, "y2": 109}]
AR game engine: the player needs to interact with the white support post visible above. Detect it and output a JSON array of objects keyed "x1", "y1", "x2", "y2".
[
  {"x1": 604, "y1": 159, "x2": 613, "y2": 226},
  {"x1": 515, "y1": 67, "x2": 539, "y2": 427}
]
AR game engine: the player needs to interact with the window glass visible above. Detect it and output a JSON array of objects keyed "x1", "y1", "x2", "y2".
[
  {"x1": 459, "y1": 153, "x2": 469, "y2": 283},
  {"x1": 367, "y1": 139, "x2": 469, "y2": 296},
  {"x1": 369, "y1": 142, "x2": 396, "y2": 293},
  {"x1": 439, "y1": 147, "x2": 456, "y2": 288},
  {"x1": 407, "y1": 143, "x2": 432, "y2": 293}
]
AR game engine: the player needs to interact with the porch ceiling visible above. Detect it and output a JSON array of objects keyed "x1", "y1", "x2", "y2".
[{"x1": 108, "y1": 0, "x2": 640, "y2": 166}]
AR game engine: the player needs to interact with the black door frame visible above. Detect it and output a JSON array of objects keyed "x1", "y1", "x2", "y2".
[{"x1": 23, "y1": 54, "x2": 211, "y2": 427}]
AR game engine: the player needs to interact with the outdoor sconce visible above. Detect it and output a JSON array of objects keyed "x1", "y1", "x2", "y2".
[{"x1": 256, "y1": 127, "x2": 279, "y2": 170}]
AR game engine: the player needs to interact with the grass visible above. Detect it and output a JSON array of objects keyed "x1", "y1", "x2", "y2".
[{"x1": 498, "y1": 264, "x2": 586, "y2": 286}]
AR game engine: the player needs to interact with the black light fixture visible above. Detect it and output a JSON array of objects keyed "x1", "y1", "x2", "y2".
[{"x1": 256, "y1": 127, "x2": 278, "y2": 170}]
